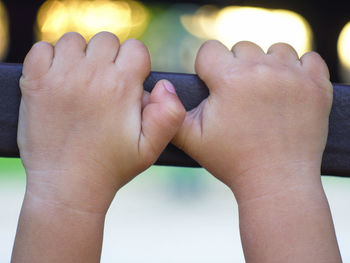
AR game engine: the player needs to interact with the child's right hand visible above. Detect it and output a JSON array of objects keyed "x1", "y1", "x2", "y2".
[
  {"x1": 173, "y1": 40, "x2": 333, "y2": 202},
  {"x1": 17, "y1": 32, "x2": 185, "y2": 214},
  {"x1": 12, "y1": 32, "x2": 186, "y2": 263}
]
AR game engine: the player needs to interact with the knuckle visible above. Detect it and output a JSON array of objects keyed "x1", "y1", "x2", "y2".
[
  {"x1": 197, "y1": 40, "x2": 223, "y2": 60},
  {"x1": 302, "y1": 51, "x2": 322, "y2": 64},
  {"x1": 267, "y1": 42, "x2": 299, "y2": 58},
  {"x1": 93, "y1": 31, "x2": 120, "y2": 44},
  {"x1": 59, "y1": 32, "x2": 85, "y2": 44},
  {"x1": 32, "y1": 41, "x2": 53, "y2": 51},
  {"x1": 234, "y1": 40, "x2": 260, "y2": 49},
  {"x1": 198, "y1": 40, "x2": 225, "y2": 56},
  {"x1": 22, "y1": 42, "x2": 54, "y2": 82},
  {"x1": 123, "y1": 38, "x2": 146, "y2": 51},
  {"x1": 122, "y1": 39, "x2": 150, "y2": 62},
  {"x1": 304, "y1": 50, "x2": 321, "y2": 58},
  {"x1": 196, "y1": 40, "x2": 227, "y2": 73},
  {"x1": 251, "y1": 63, "x2": 275, "y2": 81},
  {"x1": 302, "y1": 51, "x2": 330, "y2": 78},
  {"x1": 202, "y1": 39, "x2": 222, "y2": 48},
  {"x1": 19, "y1": 76, "x2": 31, "y2": 91},
  {"x1": 248, "y1": 63, "x2": 299, "y2": 95},
  {"x1": 302, "y1": 51, "x2": 324, "y2": 64},
  {"x1": 26, "y1": 42, "x2": 53, "y2": 64},
  {"x1": 269, "y1": 42, "x2": 295, "y2": 51}
]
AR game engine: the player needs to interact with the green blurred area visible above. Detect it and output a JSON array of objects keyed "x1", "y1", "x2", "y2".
[
  {"x1": 0, "y1": 158, "x2": 25, "y2": 181},
  {"x1": 0, "y1": 156, "x2": 209, "y2": 196},
  {"x1": 140, "y1": 4, "x2": 202, "y2": 74}
]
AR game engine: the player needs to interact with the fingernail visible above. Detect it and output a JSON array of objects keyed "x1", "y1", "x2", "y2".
[{"x1": 163, "y1": 80, "x2": 176, "y2": 94}]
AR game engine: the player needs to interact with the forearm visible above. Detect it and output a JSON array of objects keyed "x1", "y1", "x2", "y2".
[
  {"x1": 11, "y1": 192, "x2": 106, "y2": 263},
  {"x1": 233, "y1": 168, "x2": 342, "y2": 263}
]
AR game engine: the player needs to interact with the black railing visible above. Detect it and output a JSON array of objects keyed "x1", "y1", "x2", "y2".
[{"x1": 1, "y1": 63, "x2": 350, "y2": 176}]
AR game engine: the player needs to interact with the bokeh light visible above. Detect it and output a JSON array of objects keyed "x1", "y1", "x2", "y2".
[
  {"x1": 36, "y1": 0, "x2": 149, "y2": 44},
  {"x1": 0, "y1": 1, "x2": 9, "y2": 61},
  {"x1": 181, "y1": 6, "x2": 313, "y2": 57},
  {"x1": 181, "y1": 5, "x2": 219, "y2": 40},
  {"x1": 338, "y1": 22, "x2": 350, "y2": 70}
]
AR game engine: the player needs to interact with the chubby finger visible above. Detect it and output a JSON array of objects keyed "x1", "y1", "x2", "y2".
[
  {"x1": 115, "y1": 39, "x2": 151, "y2": 82},
  {"x1": 300, "y1": 51, "x2": 330, "y2": 80},
  {"x1": 195, "y1": 40, "x2": 233, "y2": 89},
  {"x1": 267, "y1": 42, "x2": 299, "y2": 63},
  {"x1": 53, "y1": 32, "x2": 87, "y2": 68},
  {"x1": 22, "y1": 41, "x2": 54, "y2": 80},
  {"x1": 86, "y1": 31, "x2": 120, "y2": 63},
  {"x1": 139, "y1": 80, "x2": 186, "y2": 165},
  {"x1": 231, "y1": 41, "x2": 265, "y2": 60}
]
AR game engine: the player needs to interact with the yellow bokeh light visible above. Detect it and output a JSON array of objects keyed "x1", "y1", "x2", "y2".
[
  {"x1": 0, "y1": 1, "x2": 9, "y2": 60},
  {"x1": 181, "y1": 6, "x2": 312, "y2": 57},
  {"x1": 338, "y1": 22, "x2": 350, "y2": 69},
  {"x1": 36, "y1": 0, "x2": 149, "y2": 44},
  {"x1": 127, "y1": 0, "x2": 149, "y2": 39}
]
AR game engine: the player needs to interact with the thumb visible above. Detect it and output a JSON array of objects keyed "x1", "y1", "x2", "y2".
[
  {"x1": 171, "y1": 99, "x2": 205, "y2": 155},
  {"x1": 139, "y1": 80, "x2": 186, "y2": 164}
]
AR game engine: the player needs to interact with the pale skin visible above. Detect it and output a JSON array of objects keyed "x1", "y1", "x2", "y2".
[
  {"x1": 12, "y1": 31, "x2": 341, "y2": 262},
  {"x1": 11, "y1": 31, "x2": 186, "y2": 263},
  {"x1": 172, "y1": 40, "x2": 342, "y2": 262}
]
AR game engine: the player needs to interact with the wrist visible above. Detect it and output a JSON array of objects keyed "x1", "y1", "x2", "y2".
[
  {"x1": 23, "y1": 184, "x2": 110, "y2": 218},
  {"x1": 12, "y1": 187, "x2": 106, "y2": 263},
  {"x1": 226, "y1": 160, "x2": 323, "y2": 205},
  {"x1": 235, "y1": 171, "x2": 340, "y2": 263},
  {"x1": 21, "y1": 190, "x2": 107, "y2": 221},
  {"x1": 24, "y1": 168, "x2": 120, "y2": 215}
]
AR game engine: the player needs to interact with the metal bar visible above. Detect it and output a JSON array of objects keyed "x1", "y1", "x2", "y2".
[{"x1": 0, "y1": 63, "x2": 349, "y2": 176}]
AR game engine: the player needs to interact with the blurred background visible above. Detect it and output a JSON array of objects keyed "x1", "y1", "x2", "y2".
[{"x1": 0, "y1": 0, "x2": 350, "y2": 262}]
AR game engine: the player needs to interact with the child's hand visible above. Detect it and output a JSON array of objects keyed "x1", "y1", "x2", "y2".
[
  {"x1": 18, "y1": 32, "x2": 185, "y2": 214},
  {"x1": 173, "y1": 40, "x2": 332, "y2": 202},
  {"x1": 13, "y1": 31, "x2": 185, "y2": 263},
  {"x1": 173, "y1": 40, "x2": 341, "y2": 262}
]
